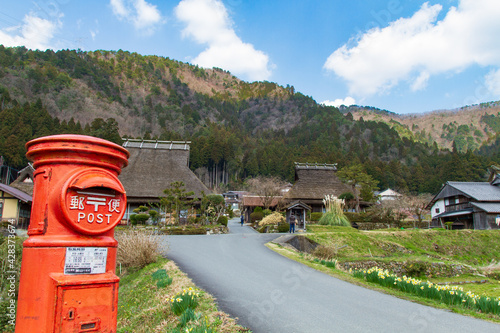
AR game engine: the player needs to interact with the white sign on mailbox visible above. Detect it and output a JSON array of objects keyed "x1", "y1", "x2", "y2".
[{"x1": 64, "y1": 247, "x2": 108, "y2": 275}]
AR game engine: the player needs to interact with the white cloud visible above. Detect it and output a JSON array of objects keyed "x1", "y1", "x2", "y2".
[
  {"x1": 410, "y1": 71, "x2": 430, "y2": 92},
  {"x1": 324, "y1": 0, "x2": 500, "y2": 97},
  {"x1": 175, "y1": 0, "x2": 272, "y2": 81},
  {"x1": 322, "y1": 97, "x2": 356, "y2": 107},
  {"x1": 485, "y1": 69, "x2": 500, "y2": 97},
  {"x1": 110, "y1": 0, "x2": 130, "y2": 17},
  {"x1": 110, "y1": 0, "x2": 163, "y2": 34},
  {"x1": 0, "y1": 13, "x2": 60, "y2": 50}
]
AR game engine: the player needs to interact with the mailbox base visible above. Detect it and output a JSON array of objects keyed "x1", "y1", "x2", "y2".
[
  {"x1": 51, "y1": 273, "x2": 119, "y2": 333},
  {"x1": 15, "y1": 247, "x2": 119, "y2": 333}
]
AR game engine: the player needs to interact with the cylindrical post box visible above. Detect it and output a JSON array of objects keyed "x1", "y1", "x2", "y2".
[{"x1": 15, "y1": 135, "x2": 129, "y2": 333}]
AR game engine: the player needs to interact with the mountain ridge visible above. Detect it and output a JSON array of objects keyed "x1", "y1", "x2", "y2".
[
  {"x1": 0, "y1": 45, "x2": 497, "y2": 193},
  {"x1": 340, "y1": 102, "x2": 500, "y2": 152}
]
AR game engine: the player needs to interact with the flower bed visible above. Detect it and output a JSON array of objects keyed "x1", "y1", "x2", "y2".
[
  {"x1": 351, "y1": 267, "x2": 500, "y2": 315},
  {"x1": 340, "y1": 260, "x2": 476, "y2": 278}
]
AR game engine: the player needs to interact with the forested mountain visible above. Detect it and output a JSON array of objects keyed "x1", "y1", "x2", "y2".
[
  {"x1": 0, "y1": 46, "x2": 497, "y2": 194},
  {"x1": 341, "y1": 102, "x2": 500, "y2": 153}
]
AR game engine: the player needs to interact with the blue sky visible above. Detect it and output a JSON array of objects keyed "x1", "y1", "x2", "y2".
[{"x1": 1, "y1": 0, "x2": 500, "y2": 114}]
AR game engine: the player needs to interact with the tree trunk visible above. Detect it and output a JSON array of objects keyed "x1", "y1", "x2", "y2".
[{"x1": 353, "y1": 185, "x2": 360, "y2": 213}]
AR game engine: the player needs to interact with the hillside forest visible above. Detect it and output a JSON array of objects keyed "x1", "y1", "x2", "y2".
[{"x1": 0, "y1": 46, "x2": 499, "y2": 195}]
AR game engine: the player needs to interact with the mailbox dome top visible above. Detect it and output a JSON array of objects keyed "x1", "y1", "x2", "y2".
[{"x1": 26, "y1": 135, "x2": 129, "y2": 174}]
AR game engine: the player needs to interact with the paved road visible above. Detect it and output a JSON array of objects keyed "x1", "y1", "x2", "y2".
[{"x1": 161, "y1": 218, "x2": 500, "y2": 333}]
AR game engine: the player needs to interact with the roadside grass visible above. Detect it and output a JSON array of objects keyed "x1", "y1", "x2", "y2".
[
  {"x1": 306, "y1": 225, "x2": 500, "y2": 265},
  {"x1": 270, "y1": 226, "x2": 500, "y2": 323},
  {"x1": 117, "y1": 257, "x2": 249, "y2": 332}
]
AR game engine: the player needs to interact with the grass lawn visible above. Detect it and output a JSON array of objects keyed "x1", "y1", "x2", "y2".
[
  {"x1": 271, "y1": 225, "x2": 500, "y2": 322},
  {"x1": 117, "y1": 258, "x2": 249, "y2": 333}
]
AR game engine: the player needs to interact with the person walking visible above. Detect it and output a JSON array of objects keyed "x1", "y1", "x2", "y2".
[
  {"x1": 289, "y1": 215, "x2": 296, "y2": 233},
  {"x1": 241, "y1": 214, "x2": 244, "y2": 226}
]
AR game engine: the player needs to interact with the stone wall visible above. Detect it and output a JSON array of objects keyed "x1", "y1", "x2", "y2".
[{"x1": 355, "y1": 221, "x2": 431, "y2": 230}]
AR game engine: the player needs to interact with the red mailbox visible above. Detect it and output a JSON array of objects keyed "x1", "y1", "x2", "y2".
[{"x1": 15, "y1": 135, "x2": 129, "y2": 333}]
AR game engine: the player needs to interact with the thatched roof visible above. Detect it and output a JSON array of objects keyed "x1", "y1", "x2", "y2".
[
  {"x1": 119, "y1": 140, "x2": 211, "y2": 203},
  {"x1": 9, "y1": 165, "x2": 34, "y2": 196},
  {"x1": 285, "y1": 162, "x2": 351, "y2": 204}
]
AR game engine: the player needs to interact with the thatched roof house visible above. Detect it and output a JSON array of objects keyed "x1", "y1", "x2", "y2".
[
  {"x1": 119, "y1": 140, "x2": 211, "y2": 208},
  {"x1": 9, "y1": 165, "x2": 34, "y2": 197},
  {"x1": 285, "y1": 162, "x2": 351, "y2": 212}
]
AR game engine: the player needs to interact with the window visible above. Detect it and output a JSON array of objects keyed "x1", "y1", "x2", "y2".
[
  {"x1": 0, "y1": 201, "x2": 3, "y2": 218},
  {"x1": 435, "y1": 208, "x2": 440, "y2": 214}
]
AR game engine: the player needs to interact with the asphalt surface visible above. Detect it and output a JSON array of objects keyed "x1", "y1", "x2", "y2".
[{"x1": 160, "y1": 217, "x2": 500, "y2": 333}]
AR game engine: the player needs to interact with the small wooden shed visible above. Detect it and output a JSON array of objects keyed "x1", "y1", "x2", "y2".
[{"x1": 286, "y1": 200, "x2": 311, "y2": 230}]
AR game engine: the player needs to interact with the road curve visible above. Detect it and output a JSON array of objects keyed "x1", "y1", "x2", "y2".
[{"x1": 160, "y1": 218, "x2": 500, "y2": 333}]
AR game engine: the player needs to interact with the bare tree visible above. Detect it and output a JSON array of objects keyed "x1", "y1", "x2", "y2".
[
  {"x1": 379, "y1": 196, "x2": 407, "y2": 224},
  {"x1": 246, "y1": 176, "x2": 287, "y2": 210},
  {"x1": 404, "y1": 193, "x2": 433, "y2": 226}
]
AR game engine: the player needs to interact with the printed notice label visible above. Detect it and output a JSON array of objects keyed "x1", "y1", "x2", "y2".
[{"x1": 64, "y1": 247, "x2": 107, "y2": 275}]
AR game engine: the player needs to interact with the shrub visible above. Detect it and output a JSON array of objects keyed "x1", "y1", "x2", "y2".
[
  {"x1": 217, "y1": 216, "x2": 228, "y2": 226},
  {"x1": 250, "y1": 211, "x2": 264, "y2": 223},
  {"x1": 134, "y1": 213, "x2": 150, "y2": 225},
  {"x1": 148, "y1": 210, "x2": 159, "y2": 224},
  {"x1": 404, "y1": 261, "x2": 428, "y2": 278},
  {"x1": 259, "y1": 212, "x2": 285, "y2": 227},
  {"x1": 253, "y1": 206, "x2": 263, "y2": 213},
  {"x1": 339, "y1": 192, "x2": 355, "y2": 200},
  {"x1": 310, "y1": 212, "x2": 323, "y2": 221},
  {"x1": 277, "y1": 223, "x2": 290, "y2": 233},
  {"x1": 344, "y1": 212, "x2": 367, "y2": 223},
  {"x1": 116, "y1": 229, "x2": 160, "y2": 269},
  {"x1": 325, "y1": 261, "x2": 336, "y2": 268},
  {"x1": 313, "y1": 245, "x2": 336, "y2": 260},
  {"x1": 262, "y1": 209, "x2": 272, "y2": 217}
]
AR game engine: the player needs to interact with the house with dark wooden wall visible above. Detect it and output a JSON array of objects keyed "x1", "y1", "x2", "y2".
[
  {"x1": 119, "y1": 139, "x2": 211, "y2": 223},
  {"x1": 427, "y1": 177, "x2": 500, "y2": 230}
]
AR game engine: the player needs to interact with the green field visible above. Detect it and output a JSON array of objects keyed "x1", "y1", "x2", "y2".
[{"x1": 298, "y1": 225, "x2": 500, "y2": 320}]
